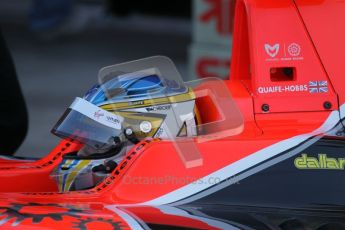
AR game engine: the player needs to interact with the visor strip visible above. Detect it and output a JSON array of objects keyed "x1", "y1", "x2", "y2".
[{"x1": 70, "y1": 97, "x2": 123, "y2": 130}]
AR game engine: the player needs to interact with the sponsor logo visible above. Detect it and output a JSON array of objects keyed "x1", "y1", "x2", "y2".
[
  {"x1": 146, "y1": 105, "x2": 171, "y2": 112},
  {"x1": 128, "y1": 100, "x2": 144, "y2": 106},
  {"x1": 94, "y1": 110, "x2": 104, "y2": 119},
  {"x1": 288, "y1": 43, "x2": 301, "y2": 56},
  {"x1": 106, "y1": 116, "x2": 120, "y2": 125},
  {"x1": 264, "y1": 44, "x2": 280, "y2": 58},
  {"x1": 294, "y1": 154, "x2": 345, "y2": 170},
  {"x1": 265, "y1": 42, "x2": 303, "y2": 61}
]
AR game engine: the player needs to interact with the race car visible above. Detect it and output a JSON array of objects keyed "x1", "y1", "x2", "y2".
[{"x1": 0, "y1": 0, "x2": 345, "y2": 229}]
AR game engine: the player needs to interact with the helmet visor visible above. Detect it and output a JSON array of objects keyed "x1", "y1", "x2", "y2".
[{"x1": 52, "y1": 97, "x2": 124, "y2": 149}]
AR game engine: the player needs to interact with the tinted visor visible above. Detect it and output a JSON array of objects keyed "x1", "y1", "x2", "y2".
[{"x1": 52, "y1": 98, "x2": 123, "y2": 149}]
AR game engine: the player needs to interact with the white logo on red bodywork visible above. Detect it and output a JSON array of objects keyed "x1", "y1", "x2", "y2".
[
  {"x1": 264, "y1": 44, "x2": 280, "y2": 57},
  {"x1": 288, "y1": 43, "x2": 301, "y2": 56}
]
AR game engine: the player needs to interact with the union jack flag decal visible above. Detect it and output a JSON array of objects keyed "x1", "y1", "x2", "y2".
[{"x1": 309, "y1": 80, "x2": 328, "y2": 93}]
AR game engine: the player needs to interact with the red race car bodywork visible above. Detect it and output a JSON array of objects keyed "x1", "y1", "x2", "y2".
[{"x1": 0, "y1": 0, "x2": 345, "y2": 229}]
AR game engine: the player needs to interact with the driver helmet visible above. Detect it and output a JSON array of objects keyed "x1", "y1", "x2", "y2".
[{"x1": 51, "y1": 57, "x2": 199, "y2": 192}]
